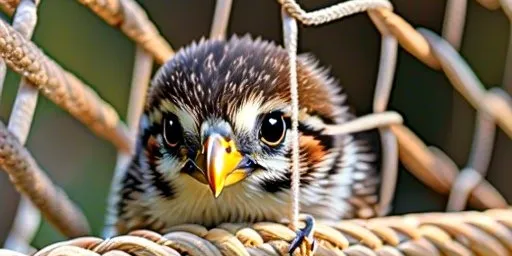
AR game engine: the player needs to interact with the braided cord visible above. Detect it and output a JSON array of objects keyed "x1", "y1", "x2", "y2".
[{"x1": 3, "y1": 0, "x2": 46, "y2": 253}]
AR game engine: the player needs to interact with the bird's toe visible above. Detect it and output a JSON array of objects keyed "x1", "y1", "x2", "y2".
[{"x1": 288, "y1": 215, "x2": 317, "y2": 256}]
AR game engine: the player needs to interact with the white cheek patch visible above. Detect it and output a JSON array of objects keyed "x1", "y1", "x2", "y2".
[{"x1": 233, "y1": 97, "x2": 290, "y2": 134}]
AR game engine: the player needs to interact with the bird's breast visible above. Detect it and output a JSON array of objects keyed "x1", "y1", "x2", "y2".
[{"x1": 143, "y1": 174, "x2": 290, "y2": 228}]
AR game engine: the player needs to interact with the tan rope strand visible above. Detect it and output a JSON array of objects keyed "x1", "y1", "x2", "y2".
[
  {"x1": 0, "y1": 1, "x2": 508, "y2": 255},
  {"x1": 276, "y1": 0, "x2": 508, "y2": 223},
  {"x1": 279, "y1": 0, "x2": 399, "y2": 220},
  {"x1": 446, "y1": 103, "x2": 497, "y2": 211},
  {"x1": 356, "y1": 7, "x2": 512, "y2": 210},
  {"x1": 499, "y1": 0, "x2": 512, "y2": 93},
  {"x1": 0, "y1": 121, "x2": 90, "y2": 238},
  {"x1": 0, "y1": 209, "x2": 510, "y2": 256},
  {"x1": 0, "y1": 0, "x2": 18, "y2": 16},
  {"x1": 391, "y1": 124, "x2": 508, "y2": 209},
  {"x1": 367, "y1": 12, "x2": 399, "y2": 217},
  {"x1": 321, "y1": 111, "x2": 403, "y2": 136},
  {"x1": 419, "y1": 28, "x2": 512, "y2": 138},
  {"x1": 113, "y1": 46, "x2": 152, "y2": 181},
  {"x1": 467, "y1": 95, "x2": 498, "y2": 178},
  {"x1": 476, "y1": 0, "x2": 502, "y2": 9},
  {"x1": 442, "y1": 0, "x2": 483, "y2": 212},
  {"x1": 210, "y1": 0, "x2": 233, "y2": 40},
  {"x1": 2, "y1": 199, "x2": 38, "y2": 254},
  {"x1": 7, "y1": 0, "x2": 39, "y2": 141},
  {"x1": 442, "y1": 0, "x2": 467, "y2": 50},
  {"x1": 3, "y1": 0, "x2": 42, "y2": 252},
  {"x1": 0, "y1": 17, "x2": 133, "y2": 153},
  {"x1": 103, "y1": 45, "x2": 153, "y2": 238},
  {"x1": 76, "y1": 0, "x2": 174, "y2": 64},
  {"x1": 0, "y1": 0, "x2": 16, "y2": 102},
  {"x1": 280, "y1": 0, "x2": 398, "y2": 244}
]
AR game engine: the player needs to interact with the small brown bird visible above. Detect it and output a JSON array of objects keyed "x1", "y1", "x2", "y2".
[{"x1": 103, "y1": 35, "x2": 381, "y2": 239}]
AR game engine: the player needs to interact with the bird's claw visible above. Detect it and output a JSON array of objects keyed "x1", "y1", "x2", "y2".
[{"x1": 288, "y1": 215, "x2": 317, "y2": 256}]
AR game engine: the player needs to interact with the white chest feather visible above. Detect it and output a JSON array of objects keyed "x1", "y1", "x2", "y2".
[
  {"x1": 142, "y1": 174, "x2": 291, "y2": 228},
  {"x1": 132, "y1": 170, "x2": 355, "y2": 231}
]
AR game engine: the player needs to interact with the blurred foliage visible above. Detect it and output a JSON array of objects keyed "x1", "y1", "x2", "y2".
[{"x1": 0, "y1": 0, "x2": 510, "y2": 249}]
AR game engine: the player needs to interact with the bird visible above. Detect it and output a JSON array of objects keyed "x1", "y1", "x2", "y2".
[{"x1": 103, "y1": 34, "x2": 381, "y2": 240}]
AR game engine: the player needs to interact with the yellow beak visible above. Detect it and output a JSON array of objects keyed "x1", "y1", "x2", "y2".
[{"x1": 204, "y1": 133, "x2": 245, "y2": 198}]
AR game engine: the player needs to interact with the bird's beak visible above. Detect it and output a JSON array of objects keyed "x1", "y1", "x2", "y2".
[{"x1": 203, "y1": 133, "x2": 245, "y2": 198}]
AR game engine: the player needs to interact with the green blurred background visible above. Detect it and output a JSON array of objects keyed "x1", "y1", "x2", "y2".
[{"x1": 0, "y1": 0, "x2": 510, "y2": 248}]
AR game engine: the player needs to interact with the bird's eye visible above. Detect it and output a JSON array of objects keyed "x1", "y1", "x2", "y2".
[
  {"x1": 259, "y1": 112, "x2": 287, "y2": 146},
  {"x1": 163, "y1": 115, "x2": 182, "y2": 147}
]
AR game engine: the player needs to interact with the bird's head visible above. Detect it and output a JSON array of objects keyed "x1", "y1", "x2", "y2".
[{"x1": 139, "y1": 35, "x2": 348, "y2": 198}]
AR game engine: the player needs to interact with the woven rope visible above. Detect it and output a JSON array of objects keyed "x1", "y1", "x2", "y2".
[
  {"x1": 0, "y1": 209, "x2": 511, "y2": 256},
  {"x1": 0, "y1": 121, "x2": 89, "y2": 238},
  {"x1": 77, "y1": 0, "x2": 174, "y2": 63},
  {"x1": 0, "y1": 0, "x2": 18, "y2": 16},
  {"x1": 0, "y1": 15, "x2": 133, "y2": 152},
  {"x1": 3, "y1": 0, "x2": 45, "y2": 252},
  {"x1": 0, "y1": 0, "x2": 510, "y2": 255}
]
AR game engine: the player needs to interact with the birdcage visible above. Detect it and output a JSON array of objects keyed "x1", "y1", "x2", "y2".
[{"x1": 0, "y1": 0, "x2": 511, "y2": 255}]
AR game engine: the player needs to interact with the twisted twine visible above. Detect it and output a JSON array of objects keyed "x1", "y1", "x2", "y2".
[
  {"x1": 0, "y1": 121, "x2": 90, "y2": 238},
  {"x1": 0, "y1": 14, "x2": 133, "y2": 152},
  {"x1": 276, "y1": 0, "x2": 512, "y2": 213},
  {"x1": 280, "y1": 2, "x2": 399, "y2": 233},
  {"x1": 0, "y1": 0, "x2": 18, "y2": 16},
  {"x1": 3, "y1": 0, "x2": 44, "y2": 252}
]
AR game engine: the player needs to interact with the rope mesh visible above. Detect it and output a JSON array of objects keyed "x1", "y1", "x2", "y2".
[{"x1": 0, "y1": 0, "x2": 509, "y2": 255}]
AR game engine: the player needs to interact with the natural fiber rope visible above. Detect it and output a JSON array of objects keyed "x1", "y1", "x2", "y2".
[
  {"x1": 103, "y1": 45, "x2": 153, "y2": 238},
  {"x1": 0, "y1": 121, "x2": 90, "y2": 238},
  {"x1": 210, "y1": 0, "x2": 233, "y2": 40},
  {"x1": 277, "y1": 3, "x2": 512, "y2": 254},
  {"x1": 0, "y1": 0, "x2": 18, "y2": 16},
  {"x1": 2, "y1": 0, "x2": 43, "y2": 252},
  {"x1": 322, "y1": 5, "x2": 512, "y2": 209},
  {"x1": 0, "y1": 0, "x2": 510, "y2": 255},
  {"x1": 0, "y1": 209, "x2": 511, "y2": 256},
  {"x1": 446, "y1": 106, "x2": 496, "y2": 211},
  {"x1": 0, "y1": 15, "x2": 133, "y2": 152},
  {"x1": 77, "y1": 0, "x2": 174, "y2": 64}
]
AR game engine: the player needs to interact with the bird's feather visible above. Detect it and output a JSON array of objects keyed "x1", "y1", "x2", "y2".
[{"x1": 103, "y1": 34, "x2": 381, "y2": 237}]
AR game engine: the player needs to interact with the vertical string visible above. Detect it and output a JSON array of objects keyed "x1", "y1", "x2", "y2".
[
  {"x1": 442, "y1": 0, "x2": 467, "y2": 50},
  {"x1": 281, "y1": 7, "x2": 300, "y2": 231},
  {"x1": 210, "y1": 0, "x2": 233, "y2": 40},
  {"x1": 103, "y1": 45, "x2": 153, "y2": 238},
  {"x1": 368, "y1": 11, "x2": 399, "y2": 216},
  {"x1": 500, "y1": 1, "x2": 512, "y2": 93}
]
